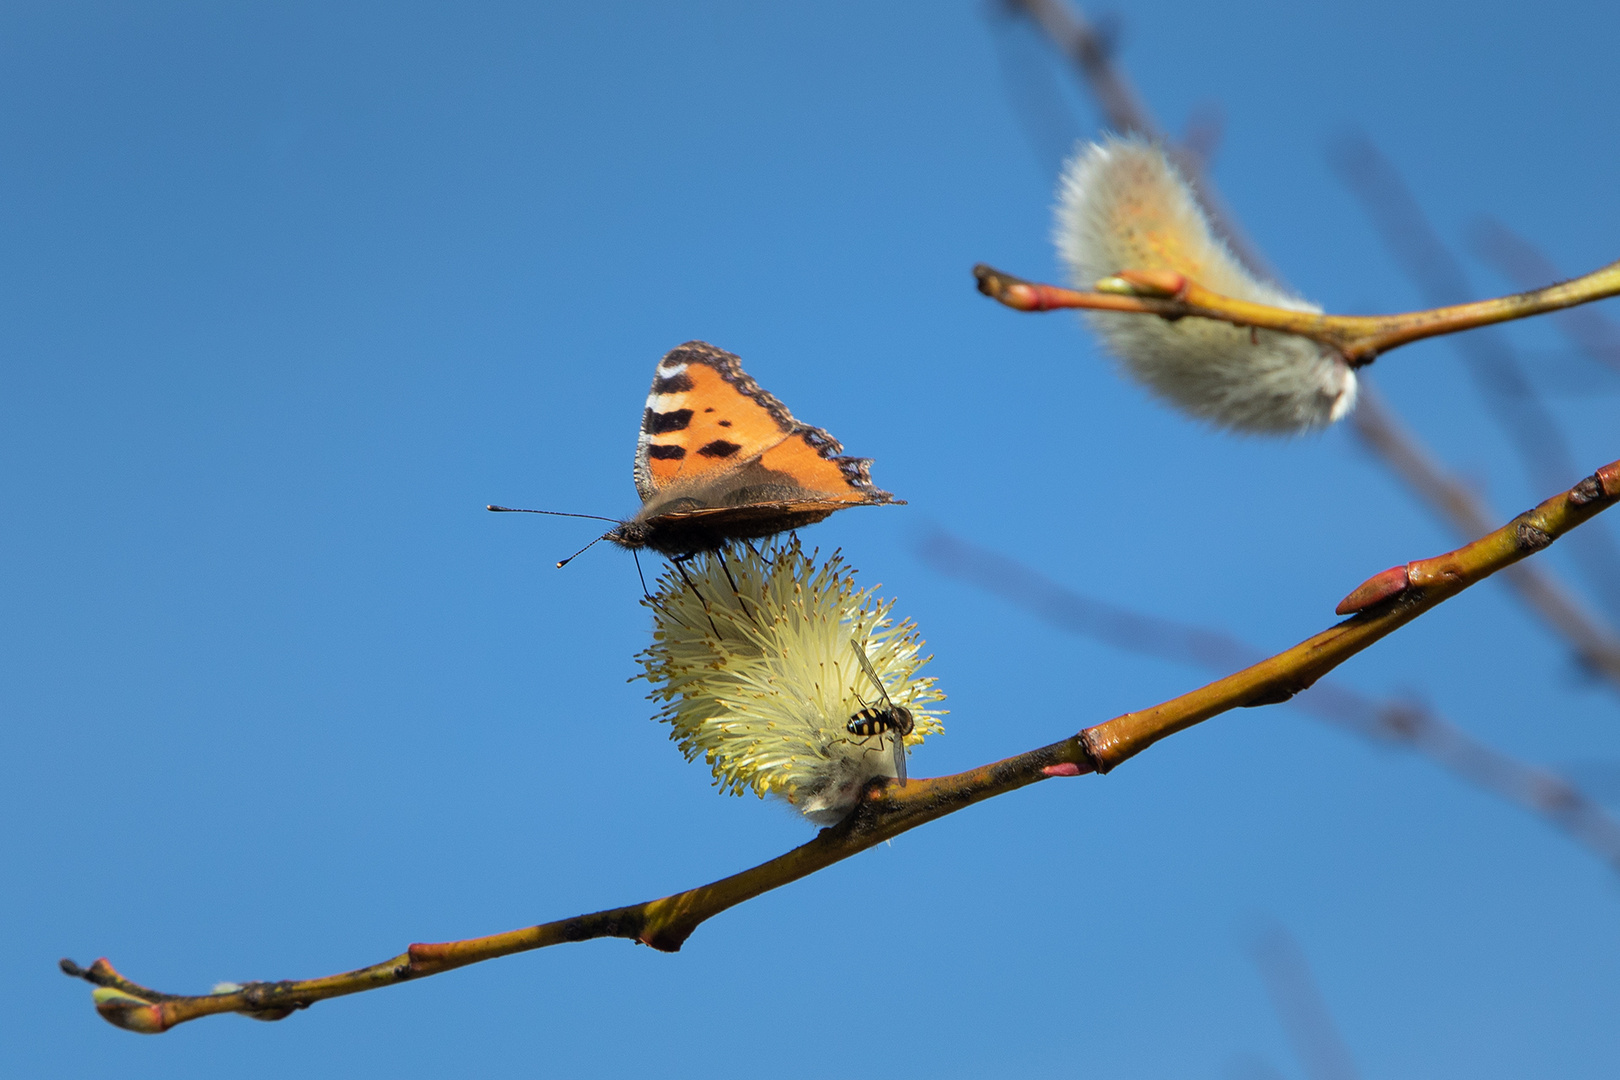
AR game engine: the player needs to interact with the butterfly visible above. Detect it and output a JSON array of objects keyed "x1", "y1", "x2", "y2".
[{"x1": 494, "y1": 341, "x2": 902, "y2": 561}]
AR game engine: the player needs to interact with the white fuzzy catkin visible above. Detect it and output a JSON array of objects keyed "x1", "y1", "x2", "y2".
[
  {"x1": 1054, "y1": 135, "x2": 1357, "y2": 433},
  {"x1": 635, "y1": 539, "x2": 944, "y2": 825}
]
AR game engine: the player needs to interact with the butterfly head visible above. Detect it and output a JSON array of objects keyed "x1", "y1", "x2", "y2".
[{"x1": 602, "y1": 519, "x2": 650, "y2": 551}]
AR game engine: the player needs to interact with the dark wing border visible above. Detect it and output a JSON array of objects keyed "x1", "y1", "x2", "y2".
[{"x1": 659, "y1": 341, "x2": 898, "y2": 504}]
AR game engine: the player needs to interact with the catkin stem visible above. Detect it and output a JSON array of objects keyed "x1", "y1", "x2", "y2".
[{"x1": 974, "y1": 260, "x2": 1620, "y2": 366}]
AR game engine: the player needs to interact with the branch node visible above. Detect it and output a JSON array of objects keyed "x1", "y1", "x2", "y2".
[
  {"x1": 1570, "y1": 474, "x2": 1606, "y2": 506},
  {"x1": 1241, "y1": 685, "x2": 1300, "y2": 707},
  {"x1": 1515, "y1": 519, "x2": 1554, "y2": 553},
  {"x1": 406, "y1": 942, "x2": 455, "y2": 976},
  {"x1": 1603, "y1": 462, "x2": 1620, "y2": 498},
  {"x1": 1076, "y1": 728, "x2": 1112, "y2": 774}
]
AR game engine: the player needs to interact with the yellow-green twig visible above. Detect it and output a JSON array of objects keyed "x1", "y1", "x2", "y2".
[
  {"x1": 998, "y1": 0, "x2": 1620, "y2": 691},
  {"x1": 62, "y1": 460, "x2": 1620, "y2": 1034},
  {"x1": 974, "y1": 261, "x2": 1620, "y2": 366}
]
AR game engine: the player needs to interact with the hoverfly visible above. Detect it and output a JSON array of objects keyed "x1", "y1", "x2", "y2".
[{"x1": 847, "y1": 640, "x2": 914, "y2": 785}]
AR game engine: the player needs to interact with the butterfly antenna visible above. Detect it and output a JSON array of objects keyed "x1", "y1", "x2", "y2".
[
  {"x1": 487, "y1": 505, "x2": 620, "y2": 524},
  {"x1": 555, "y1": 533, "x2": 608, "y2": 569}
]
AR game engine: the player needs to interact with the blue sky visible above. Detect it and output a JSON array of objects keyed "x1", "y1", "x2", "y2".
[{"x1": 4, "y1": 2, "x2": 1618, "y2": 1077}]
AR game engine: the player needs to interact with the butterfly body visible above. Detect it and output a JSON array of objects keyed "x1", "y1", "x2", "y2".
[
  {"x1": 606, "y1": 484, "x2": 847, "y2": 555},
  {"x1": 605, "y1": 341, "x2": 901, "y2": 556}
]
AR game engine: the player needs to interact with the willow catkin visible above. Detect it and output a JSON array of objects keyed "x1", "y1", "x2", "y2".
[
  {"x1": 635, "y1": 539, "x2": 944, "y2": 824},
  {"x1": 1055, "y1": 135, "x2": 1357, "y2": 433}
]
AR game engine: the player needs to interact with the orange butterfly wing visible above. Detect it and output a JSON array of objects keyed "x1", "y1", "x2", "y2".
[
  {"x1": 633, "y1": 348, "x2": 795, "y2": 498},
  {"x1": 615, "y1": 341, "x2": 899, "y2": 553}
]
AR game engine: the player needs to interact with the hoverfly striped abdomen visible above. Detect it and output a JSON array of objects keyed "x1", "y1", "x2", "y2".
[{"x1": 846, "y1": 705, "x2": 914, "y2": 739}]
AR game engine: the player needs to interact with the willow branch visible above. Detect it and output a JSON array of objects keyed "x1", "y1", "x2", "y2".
[
  {"x1": 1471, "y1": 217, "x2": 1620, "y2": 376},
  {"x1": 62, "y1": 461, "x2": 1620, "y2": 1034},
  {"x1": 1350, "y1": 390, "x2": 1620, "y2": 688},
  {"x1": 1329, "y1": 134, "x2": 1620, "y2": 623},
  {"x1": 1000, "y1": 0, "x2": 1620, "y2": 682},
  {"x1": 973, "y1": 260, "x2": 1620, "y2": 367},
  {"x1": 919, "y1": 530, "x2": 1620, "y2": 867}
]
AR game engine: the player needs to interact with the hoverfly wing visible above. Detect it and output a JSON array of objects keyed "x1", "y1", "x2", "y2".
[
  {"x1": 850, "y1": 641, "x2": 895, "y2": 709},
  {"x1": 851, "y1": 640, "x2": 908, "y2": 786}
]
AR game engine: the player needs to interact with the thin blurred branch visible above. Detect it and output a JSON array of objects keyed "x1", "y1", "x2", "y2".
[
  {"x1": 920, "y1": 531, "x2": 1620, "y2": 869},
  {"x1": 974, "y1": 259, "x2": 1620, "y2": 367},
  {"x1": 986, "y1": 2, "x2": 1086, "y2": 176},
  {"x1": 1328, "y1": 133, "x2": 1620, "y2": 623},
  {"x1": 1000, "y1": 0, "x2": 1150, "y2": 138},
  {"x1": 998, "y1": 0, "x2": 1279, "y2": 282},
  {"x1": 62, "y1": 460, "x2": 1620, "y2": 1034},
  {"x1": 1250, "y1": 925, "x2": 1361, "y2": 1080},
  {"x1": 1469, "y1": 217, "x2": 1620, "y2": 376},
  {"x1": 1179, "y1": 101, "x2": 1225, "y2": 169},
  {"x1": 996, "y1": 0, "x2": 1620, "y2": 685}
]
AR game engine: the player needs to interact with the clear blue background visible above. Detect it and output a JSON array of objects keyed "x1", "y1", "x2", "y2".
[{"x1": 4, "y1": 2, "x2": 1618, "y2": 1077}]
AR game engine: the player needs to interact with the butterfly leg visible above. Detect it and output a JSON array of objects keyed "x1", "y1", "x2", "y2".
[
  {"x1": 712, "y1": 545, "x2": 763, "y2": 627},
  {"x1": 632, "y1": 549, "x2": 652, "y2": 601},
  {"x1": 671, "y1": 554, "x2": 722, "y2": 639}
]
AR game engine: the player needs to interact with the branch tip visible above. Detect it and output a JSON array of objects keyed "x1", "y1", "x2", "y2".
[{"x1": 974, "y1": 263, "x2": 1037, "y2": 309}]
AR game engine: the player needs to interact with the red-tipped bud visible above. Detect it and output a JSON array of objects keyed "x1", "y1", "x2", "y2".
[
  {"x1": 92, "y1": 987, "x2": 167, "y2": 1034},
  {"x1": 1336, "y1": 564, "x2": 1411, "y2": 615},
  {"x1": 1099, "y1": 268, "x2": 1188, "y2": 298}
]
